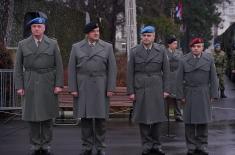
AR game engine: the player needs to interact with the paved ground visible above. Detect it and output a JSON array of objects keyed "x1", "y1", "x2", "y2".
[{"x1": 0, "y1": 77, "x2": 235, "y2": 155}]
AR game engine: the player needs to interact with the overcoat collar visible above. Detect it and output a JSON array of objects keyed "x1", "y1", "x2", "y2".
[
  {"x1": 135, "y1": 43, "x2": 161, "y2": 63},
  {"x1": 26, "y1": 35, "x2": 50, "y2": 53},
  {"x1": 185, "y1": 52, "x2": 210, "y2": 69},
  {"x1": 80, "y1": 39, "x2": 105, "y2": 58}
]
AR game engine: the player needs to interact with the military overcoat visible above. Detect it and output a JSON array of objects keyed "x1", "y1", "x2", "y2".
[
  {"x1": 176, "y1": 52, "x2": 219, "y2": 124},
  {"x1": 127, "y1": 43, "x2": 170, "y2": 124},
  {"x1": 166, "y1": 48, "x2": 183, "y2": 96},
  {"x1": 68, "y1": 39, "x2": 117, "y2": 119},
  {"x1": 14, "y1": 35, "x2": 64, "y2": 121}
]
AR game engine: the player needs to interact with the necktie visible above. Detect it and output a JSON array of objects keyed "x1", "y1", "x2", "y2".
[
  {"x1": 37, "y1": 40, "x2": 41, "y2": 47},
  {"x1": 90, "y1": 43, "x2": 95, "y2": 48},
  {"x1": 192, "y1": 56, "x2": 199, "y2": 66},
  {"x1": 146, "y1": 49, "x2": 151, "y2": 55}
]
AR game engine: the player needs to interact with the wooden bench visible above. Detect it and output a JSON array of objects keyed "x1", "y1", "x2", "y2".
[{"x1": 58, "y1": 86, "x2": 133, "y2": 118}]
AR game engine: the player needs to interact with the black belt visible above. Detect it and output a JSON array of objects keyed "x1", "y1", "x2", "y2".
[
  {"x1": 185, "y1": 84, "x2": 208, "y2": 88},
  {"x1": 25, "y1": 67, "x2": 55, "y2": 73},
  {"x1": 135, "y1": 72, "x2": 162, "y2": 77},
  {"x1": 78, "y1": 72, "x2": 106, "y2": 77}
]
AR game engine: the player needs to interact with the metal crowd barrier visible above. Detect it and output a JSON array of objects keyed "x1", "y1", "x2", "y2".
[
  {"x1": 0, "y1": 69, "x2": 134, "y2": 125},
  {"x1": 0, "y1": 69, "x2": 21, "y2": 122}
]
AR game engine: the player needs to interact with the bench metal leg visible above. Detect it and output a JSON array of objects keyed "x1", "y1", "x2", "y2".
[{"x1": 129, "y1": 107, "x2": 133, "y2": 124}]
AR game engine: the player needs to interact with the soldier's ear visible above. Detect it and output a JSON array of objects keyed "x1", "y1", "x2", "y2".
[{"x1": 42, "y1": 24, "x2": 46, "y2": 31}]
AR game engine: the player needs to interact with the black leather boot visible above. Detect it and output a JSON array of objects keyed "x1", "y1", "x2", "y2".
[{"x1": 220, "y1": 89, "x2": 227, "y2": 98}]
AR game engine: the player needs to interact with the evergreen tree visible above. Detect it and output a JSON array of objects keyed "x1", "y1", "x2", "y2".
[
  {"x1": 182, "y1": 0, "x2": 229, "y2": 52},
  {"x1": 136, "y1": 0, "x2": 180, "y2": 43}
]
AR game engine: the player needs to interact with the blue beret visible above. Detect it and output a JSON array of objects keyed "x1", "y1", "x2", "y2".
[
  {"x1": 27, "y1": 17, "x2": 46, "y2": 26},
  {"x1": 214, "y1": 43, "x2": 221, "y2": 48},
  {"x1": 141, "y1": 26, "x2": 155, "y2": 34},
  {"x1": 84, "y1": 22, "x2": 99, "y2": 34}
]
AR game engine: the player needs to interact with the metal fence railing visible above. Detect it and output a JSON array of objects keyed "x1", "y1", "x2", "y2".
[{"x1": 0, "y1": 69, "x2": 21, "y2": 111}]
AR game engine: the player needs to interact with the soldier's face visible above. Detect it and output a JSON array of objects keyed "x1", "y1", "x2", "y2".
[
  {"x1": 169, "y1": 41, "x2": 178, "y2": 50},
  {"x1": 87, "y1": 28, "x2": 100, "y2": 42},
  {"x1": 141, "y1": 33, "x2": 155, "y2": 45},
  {"x1": 31, "y1": 24, "x2": 45, "y2": 37},
  {"x1": 191, "y1": 43, "x2": 204, "y2": 55},
  {"x1": 215, "y1": 47, "x2": 221, "y2": 51}
]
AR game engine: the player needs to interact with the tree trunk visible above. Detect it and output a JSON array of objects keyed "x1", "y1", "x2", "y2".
[
  {"x1": 110, "y1": 0, "x2": 118, "y2": 50},
  {"x1": 0, "y1": 0, "x2": 10, "y2": 50}
]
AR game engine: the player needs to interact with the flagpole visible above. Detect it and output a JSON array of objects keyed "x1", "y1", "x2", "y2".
[{"x1": 125, "y1": 0, "x2": 137, "y2": 60}]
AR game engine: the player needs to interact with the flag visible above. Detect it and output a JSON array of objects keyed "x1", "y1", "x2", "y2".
[{"x1": 175, "y1": 0, "x2": 183, "y2": 20}]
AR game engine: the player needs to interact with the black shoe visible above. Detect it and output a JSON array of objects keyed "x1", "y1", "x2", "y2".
[
  {"x1": 80, "y1": 150, "x2": 92, "y2": 155},
  {"x1": 97, "y1": 150, "x2": 105, "y2": 155},
  {"x1": 30, "y1": 150, "x2": 41, "y2": 155},
  {"x1": 142, "y1": 150, "x2": 151, "y2": 155},
  {"x1": 175, "y1": 116, "x2": 183, "y2": 122},
  {"x1": 194, "y1": 149, "x2": 208, "y2": 155},
  {"x1": 31, "y1": 149, "x2": 52, "y2": 155},
  {"x1": 221, "y1": 94, "x2": 227, "y2": 98},
  {"x1": 41, "y1": 149, "x2": 52, "y2": 155},
  {"x1": 186, "y1": 150, "x2": 194, "y2": 155},
  {"x1": 151, "y1": 148, "x2": 165, "y2": 155},
  {"x1": 31, "y1": 149, "x2": 45, "y2": 155},
  {"x1": 220, "y1": 90, "x2": 227, "y2": 98}
]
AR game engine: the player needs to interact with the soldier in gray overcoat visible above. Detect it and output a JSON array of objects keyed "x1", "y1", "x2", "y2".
[
  {"x1": 165, "y1": 37, "x2": 183, "y2": 122},
  {"x1": 68, "y1": 22, "x2": 117, "y2": 155},
  {"x1": 127, "y1": 26, "x2": 170, "y2": 155},
  {"x1": 14, "y1": 17, "x2": 64, "y2": 155},
  {"x1": 176, "y1": 38, "x2": 219, "y2": 155}
]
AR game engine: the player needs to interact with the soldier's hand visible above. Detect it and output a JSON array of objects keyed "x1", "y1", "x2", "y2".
[
  {"x1": 129, "y1": 94, "x2": 135, "y2": 101},
  {"x1": 54, "y1": 87, "x2": 63, "y2": 94},
  {"x1": 181, "y1": 98, "x2": 186, "y2": 104},
  {"x1": 163, "y1": 92, "x2": 170, "y2": 98},
  {"x1": 71, "y1": 91, "x2": 79, "y2": 97},
  {"x1": 107, "y1": 91, "x2": 114, "y2": 97},
  {"x1": 17, "y1": 89, "x2": 25, "y2": 96},
  {"x1": 232, "y1": 70, "x2": 235, "y2": 73}
]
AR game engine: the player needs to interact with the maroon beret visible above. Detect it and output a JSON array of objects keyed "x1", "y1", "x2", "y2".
[{"x1": 189, "y1": 38, "x2": 204, "y2": 47}]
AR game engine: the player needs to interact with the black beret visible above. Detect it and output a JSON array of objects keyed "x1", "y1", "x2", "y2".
[
  {"x1": 84, "y1": 22, "x2": 99, "y2": 34},
  {"x1": 167, "y1": 37, "x2": 177, "y2": 44}
]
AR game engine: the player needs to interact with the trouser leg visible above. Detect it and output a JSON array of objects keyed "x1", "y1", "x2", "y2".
[
  {"x1": 174, "y1": 99, "x2": 183, "y2": 118},
  {"x1": 151, "y1": 123, "x2": 162, "y2": 149},
  {"x1": 185, "y1": 124, "x2": 197, "y2": 152},
  {"x1": 218, "y1": 74, "x2": 227, "y2": 98},
  {"x1": 41, "y1": 119, "x2": 53, "y2": 150},
  {"x1": 94, "y1": 118, "x2": 106, "y2": 150},
  {"x1": 28, "y1": 121, "x2": 41, "y2": 150},
  {"x1": 218, "y1": 74, "x2": 225, "y2": 90},
  {"x1": 139, "y1": 123, "x2": 153, "y2": 152},
  {"x1": 81, "y1": 118, "x2": 94, "y2": 151},
  {"x1": 165, "y1": 98, "x2": 182, "y2": 120},
  {"x1": 196, "y1": 124, "x2": 208, "y2": 151},
  {"x1": 28, "y1": 119, "x2": 53, "y2": 151}
]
